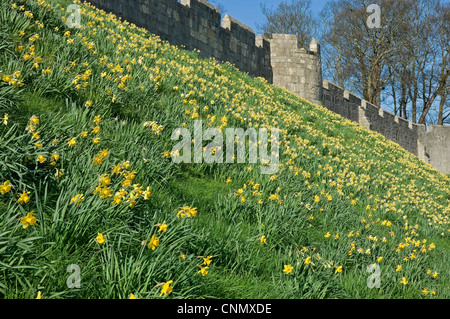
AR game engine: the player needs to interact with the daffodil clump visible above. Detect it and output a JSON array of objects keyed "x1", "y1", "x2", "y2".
[{"x1": 0, "y1": 0, "x2": 448, "y2": 299}]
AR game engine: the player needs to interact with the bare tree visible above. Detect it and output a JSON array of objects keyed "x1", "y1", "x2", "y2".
[
  {"x1": 380, "y1": 0, "x2": 448, "y2": 124},
  {"x1": 405, "y1": 0, "x2": 433, "y2": 123},
  {"x1": 257, "y1": 0, "x2": 317, "y2": 48},
  {"x1": 260, "y1": 0, "x2": 449, "y2": 125},
  {"x1": 321, "y1": 0, "x2": 413, "y2": 107},
  {"x1": 435, "y1": 1, "x2": 450, "y2": 125},
  {"x1": 417, "y1": 54, "x2": 448, "y2": 125},
  {"x1": 440, "y1": 91, "x2": 450, "y2": 125},
  {"x1": 319, "y1": 2, "x2": 352, "y2": 88},
  {"x1": 414, "y1": 3, "x2": 449, "y2": 126}
]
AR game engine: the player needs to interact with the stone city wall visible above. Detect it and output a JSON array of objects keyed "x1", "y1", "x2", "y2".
[
  {"x1": 87, "y1": 0, "x2": 450, "y2": 175},
  {"x1": 88, "y1": 0, "x2": 272, "y2": 80},
  {"x1": 322, "y1": 80, "x2": 450, "y2": 174}
]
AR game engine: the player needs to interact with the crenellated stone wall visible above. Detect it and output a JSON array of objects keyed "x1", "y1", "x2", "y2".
[
  {"x1": 86, "y1": 0, "x2": 449, "y2": 175},
  {"x1": 419, "y1": 126, "x2": 450, "y2": 175},
  {"x1": 322, "y1": 80, "x2": 450, "y2": 174},
  {"x1": 87, "y1": 0, "x2": 272, "y2": 81},
  {"x1": 269, "y1": 34, "x2": 322, "y2": 105},
  {"x1": 323, "y1": 80, "x2": 422, "y2": 155}
]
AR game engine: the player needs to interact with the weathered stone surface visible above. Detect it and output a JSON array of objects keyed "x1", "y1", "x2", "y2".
[
  {"x1": 323, "y1": 80, "x2": 450, "y2": 174},
  {"x1": 419, "y1": 126, "x2": 450, "y2": 175},
  {"x1": 88, "y1": 0, "x2": 272, "y2": 80},
  {"x1": 268, "y1": 35, "x2": 322, "y2": 104}
]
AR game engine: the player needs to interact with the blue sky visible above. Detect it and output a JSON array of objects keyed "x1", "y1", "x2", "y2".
[{"x1": 212, "y1": 0, "x2": 329, "y2": 33}]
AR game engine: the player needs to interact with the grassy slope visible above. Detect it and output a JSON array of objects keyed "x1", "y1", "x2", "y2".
[{"x1": 0, "y1": 0, "x2": 448, "y2": 299}]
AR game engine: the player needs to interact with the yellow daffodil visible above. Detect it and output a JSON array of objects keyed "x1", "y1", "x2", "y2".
[
  {"x1": 91, "y1": 126, "x2": 100, "y2": 134},
  {"x1": 269, "y1": 194, "x2": 279, "y2": 201},
  {"x1": 70, "y1": 194, "x2": 84, "y2": 206},
  {"x1": 158, "y1": 222, "x2": 167, "y2": 233},
  {"x1": 96, "y1": 233, "x2": 107, "y2": 245},
  {"x1": 17, "y1": 191, "x2": 31, "y2": 204},
  {"x1": 68, "y1": 137, "x2": 77, "y2": 147},
  {"x1": 3, "y1": 113, "x2": 9, "y2": 125},
  {"x1": 283, "y1": 264, "x2": 293, "y2": 274},
  {"x1": 198, "y1": 266, "x2": 209, "y2": 276},
  {"x1": 148, "y1": 235, "x2": 160, "y2": 250},
  {"x1": 259, "y1": 235, "x2": 266, "y2": 244},
  {"x1": 0, "y1": 181, "x2": 12, "y2": 194},
  {"x1": 160, "y1": 281, "x2": 174, "y2": 296},
  {"x1": 30, "y1": 115, "x2": 39, "y2": 125},
  {"x1": 177, "y1": 206, "x2": 197, "y2": 218},
  {"x1": 20, "y1": 211, "x2": 37, "y2": 228},
  {"x1": 143, "y1": 187, "x2": 151, "y2": 200},
  {"x1": 202, "y1": 256, "x2": 213, "y2": 266},
  {"x1": 37, "y1": 155, "x2": 46, "y2": 163},
  {"x1": 99, "y1": 174, "x2": 111, "y2": 186}
]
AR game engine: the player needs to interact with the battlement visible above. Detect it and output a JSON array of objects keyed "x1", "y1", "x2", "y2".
[
  {"x1": 323, "y1": 80, "x2": 361, "y2": 123},
  {"x1": 88, "y1": 0, "x2": 272, "y2": 80},
  {"x1": 322, "y1": 79, "x2": 450, "y2": 174},
  {"x1": 87, "y1": 0, "x2": 449, "y2": 175},
  {"x1": 270, "y1": 34, "x2": 322, "y2": 105},
  {"x1": 323, "y1": 79, "x2": 423, "y2": 155}
]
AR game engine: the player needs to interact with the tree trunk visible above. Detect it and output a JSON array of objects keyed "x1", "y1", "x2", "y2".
[
  {"x1": 392, "y1": 81, "x2": 397, "y2": 115},
  {"x1": 418, "y1": 61, "x2": 449, "y2": 124},
  {"x1": 437, "y1": 92, "x2": 447, "y2": 125},
  {"x1": 400, "y1": 81, "x2": 408, "y2": 119}
]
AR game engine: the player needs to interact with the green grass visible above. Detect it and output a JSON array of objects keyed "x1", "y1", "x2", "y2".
[{"x1": 0, "y1": 0, "x2": 448, "y2": 299}]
